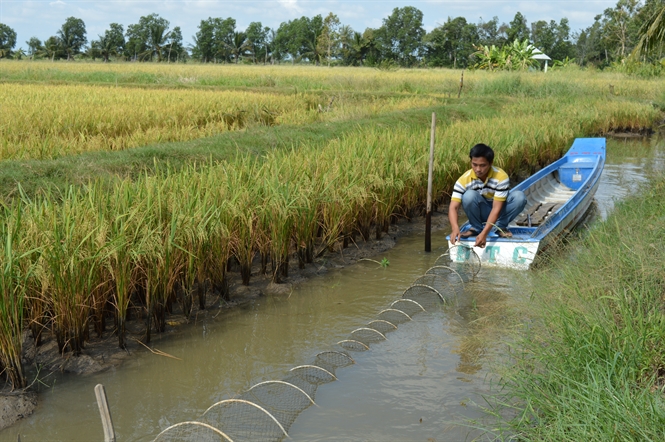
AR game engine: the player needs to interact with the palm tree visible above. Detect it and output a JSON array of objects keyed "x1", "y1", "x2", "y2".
[
  {"x1": 303, "y1": 38, "x2": 323, "y2": 65},
  {"x1": 339, "y1": 25, "x2": 354, "y2": 52},
  {"x1": 147, "y1": 23, "x2": 170, "y2": 62},
  {"x1": 39, "y1": 38, "x2": 60, "y2": 62},
  {"x1": 349, "y1": 32, "x2": 368, "y2": 65},
  {"x1": 96, "y1": 35, "x2": 117, "y2": 62},
  {"x1": 632, "y1": 5, "x2": 665, "y2": 57},
  {"x1": 12, "y1": 48, "x2": 26, "y2": 60},
  {"x1": 266, "y1": 29, "x2": 276, "y2": 64},
  {"x1": 225, "y1": 32, "x2": 249, "y2": 63},
  {"x1": 303, "y1": 26, "x2": 325, "y2": 65},
  {"x1": 58, "y1": 31, "x2": 76, "y2": 60}
]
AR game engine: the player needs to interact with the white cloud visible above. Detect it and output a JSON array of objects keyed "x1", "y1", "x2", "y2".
[{"x1": 278, "y1": 0, "x2": 302, "y2": 15}]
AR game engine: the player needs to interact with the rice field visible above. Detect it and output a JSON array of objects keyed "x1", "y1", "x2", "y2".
[
  {"x1": 0, "y1": 82, "x2": 437, "y2": 161},
  {"x1": 0, "y1": 61, "x2": 465, "y2": 91},
  {"x1": 2, "y1": 61, "x2": 664, "y2": 162},
  {"x1": 2, "y1": 60, "x2": 663, "y2": 99},
  {"x1": 0, "y1": 61, "x2": 663, "y2": 390}
]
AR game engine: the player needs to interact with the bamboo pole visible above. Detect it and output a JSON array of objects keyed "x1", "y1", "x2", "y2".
[
  {"x1": 95, "y1": 384, "x2": 116, "y2": 442},
  {"x1": 425, "y1": 112, "x2": 436, "y2": 252},
  {"x1": 457, "y1": 71, "x2": 464, "y2": 98}
]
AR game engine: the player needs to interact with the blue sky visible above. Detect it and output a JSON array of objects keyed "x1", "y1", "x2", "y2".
[{"x1": 2, "y1": 1, "x2": 619, "y2": 49}]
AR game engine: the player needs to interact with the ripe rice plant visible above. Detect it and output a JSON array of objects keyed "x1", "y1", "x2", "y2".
[
  {"x1": 0, "y1": 84, "x2": 315, "y2": 161},
  {"x1": 0, "y1": 61, "x2": 462, "y2": 91},
  {"x1": 0, "y1": 202, "x2": 37, "y2": 389},
  {"x1": 0, "y1": 81, "x2": 437, "y2": 162}
]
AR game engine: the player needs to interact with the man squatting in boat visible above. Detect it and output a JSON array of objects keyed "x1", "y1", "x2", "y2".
[{"x1": 448, "y1": 144, "x2": 527, "y2": 248}]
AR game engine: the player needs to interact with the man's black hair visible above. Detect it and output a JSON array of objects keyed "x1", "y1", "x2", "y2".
[{"x1": 469, "y1": 143, "x2": 494, "y2": 163}]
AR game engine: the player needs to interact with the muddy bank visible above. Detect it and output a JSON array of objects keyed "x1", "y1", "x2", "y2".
[
  {"x1": 1, "y1": 210, "x2": 451, "y2": 431},
  {"x1": 0, "y1": 392, "x2": 37, "y2": 430}
]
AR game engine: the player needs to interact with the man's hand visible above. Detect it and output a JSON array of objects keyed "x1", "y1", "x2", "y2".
[
  {"x1": 475, "y1": 231, "x2": 488, "y2": 248},
  {"x1": 450, "y1": 227, "x2": 461, "y2": 244},
  {"x1": 448, "y1": 200, "x2": 462, "y2": 245}
]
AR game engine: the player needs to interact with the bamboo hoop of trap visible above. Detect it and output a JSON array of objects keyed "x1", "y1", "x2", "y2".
[
  {"x1": 201, "y1": 399, "x2": 289, "y2": 439},
  {"x1": 377, "y1": 308, "x2": 412, "y2": 324},
  {"x1": 368, "y1": 319, "x2": 398, "y2": 335},
  {"x1": 390, "y1": 298, "x2": 426, "y2": 317},
  {"x1": 246, "y1": 380, "x2": 317, "y2": 407},
  {"x1": 425, "y1": 266, "x2": 465, "y2": 295},
  {"x1": 153, "y1": 421, "x2": 234, "y2": 442},
  {"x1": 402, "y1": 284, "x2": 446, "y2": 310},
  {"x1": 350, "y1": 327, "x2": 387, "y2": 343},
  {"x1": 289, "y1": 365, "x2": 337, "y2": 383},
  {"x1": 337, "y1": 339, "x2": 370, "y2": 351},
  {"x1": 315, "y1": 351, "x2": 355, "y2": 367},
  {"x1": 412, "y1": 274, "x2": 453, "y2": 299}
]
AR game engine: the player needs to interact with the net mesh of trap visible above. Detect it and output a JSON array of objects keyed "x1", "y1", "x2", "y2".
[
  {"x1": 435, "y1": 245, "x2": 481, "y2": 283},
  {"x1": 153, "y1": 244, "x2": 478, "y2": 442}
]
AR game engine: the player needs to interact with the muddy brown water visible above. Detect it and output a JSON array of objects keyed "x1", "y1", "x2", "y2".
[{"x1": 1, "y1": 137, "x2": 662, "y2": 442}]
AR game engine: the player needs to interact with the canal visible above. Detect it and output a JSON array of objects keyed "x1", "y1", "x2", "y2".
[{"x1": 2, "y1": 136, "x2": 662, "y2": 442}]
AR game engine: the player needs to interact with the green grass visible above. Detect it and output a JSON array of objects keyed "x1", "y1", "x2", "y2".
[{"x1": 486, "y1": 175, "x2": 665, "y2": 441}]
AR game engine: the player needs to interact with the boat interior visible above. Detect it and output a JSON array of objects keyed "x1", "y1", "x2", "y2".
[{"x1": 511, "y1": 170, "x2": 576, "y2": 228}]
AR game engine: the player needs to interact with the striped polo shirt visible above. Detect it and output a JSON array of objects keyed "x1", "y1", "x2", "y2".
[{"x1": 451, "y1": 166, "x2": 510, "y2": 202}]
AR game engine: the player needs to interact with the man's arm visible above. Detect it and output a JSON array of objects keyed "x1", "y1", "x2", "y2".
[
  {"x1": 475, "y1": 199, "x2": 505, "y2": 247},
  {"x1": 448, "y1": 200, "x2": 462, "y2": 244}
]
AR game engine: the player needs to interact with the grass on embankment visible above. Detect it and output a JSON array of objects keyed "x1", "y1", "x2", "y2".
[{"x1": 489, "y1": 175, "x2": 665, "y2": 441}]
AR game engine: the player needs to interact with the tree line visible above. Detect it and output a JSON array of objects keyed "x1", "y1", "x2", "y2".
[{"x1": 0, "y1": 0, "x2": 663, "y2": 68}]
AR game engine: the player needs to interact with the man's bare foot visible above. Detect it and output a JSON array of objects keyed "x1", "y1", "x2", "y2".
[
  {"x1": 497, "y1": 230, "x2": 513, "y2": 238},
  {"x1": 460, "y1": 229, "x2": 478, "y2": 238}
]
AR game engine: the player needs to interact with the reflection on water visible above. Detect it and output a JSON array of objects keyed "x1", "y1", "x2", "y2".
[
  {"x1": 2, "y1": 136, "x2": 662, "y2": 442},
  {"x1": 594, "y1": 136, "x2": 665, "y2": 220},
  {"x1": 287, "y1": 258, "x2": 526, "y2": 442}
]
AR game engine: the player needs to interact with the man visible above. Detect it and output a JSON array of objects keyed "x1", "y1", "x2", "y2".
[{"x1": 449, "y1": 143, "x2": 527, "y2": 248}]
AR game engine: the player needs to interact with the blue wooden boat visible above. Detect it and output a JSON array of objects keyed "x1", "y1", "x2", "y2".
[{"x1": 447, "y1": 138, "x2": 606, "y2": 269}]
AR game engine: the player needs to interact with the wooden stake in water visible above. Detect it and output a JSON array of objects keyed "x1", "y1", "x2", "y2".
[
  {"x1": 95, "y1": 384, "x2": 116, "y2": 442},
  {"x1": 425, "y1": 113, "x2": 436, "y2": 252}
]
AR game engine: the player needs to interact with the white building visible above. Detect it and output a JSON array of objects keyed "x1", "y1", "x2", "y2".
[{"x1": 530, "y1": 46, "x2": 552, "y2": 72}]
